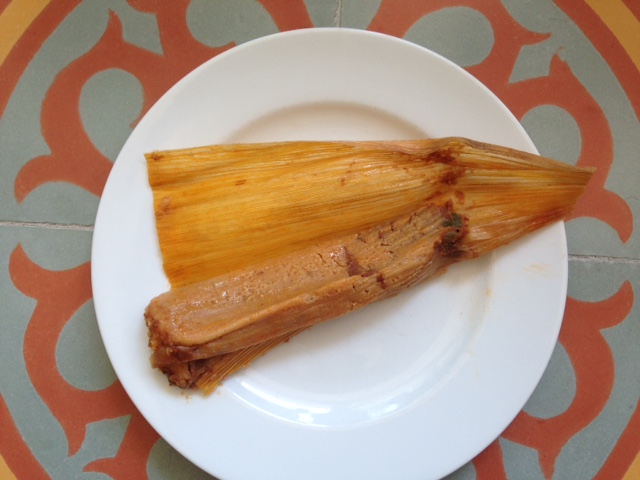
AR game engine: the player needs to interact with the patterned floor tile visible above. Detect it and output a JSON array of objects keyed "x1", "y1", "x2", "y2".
[{"x1": 2, "y1": 1, "x2": 639, "y2": 479}]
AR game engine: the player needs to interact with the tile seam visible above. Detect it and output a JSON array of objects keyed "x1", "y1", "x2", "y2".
[
  {"x1": 333, "y1": 0, "x2": 342, "y2": 27},
  {"x1": 0, "y1": 220, "x2": 93, "y2": 231},
  {"x1": 569, "y1": 254, "x2": 640, "y2": 265}
]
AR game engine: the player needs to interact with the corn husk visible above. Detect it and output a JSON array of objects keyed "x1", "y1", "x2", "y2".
[{"x1": 145, "y1": 137, "x2": 593, "y2": 393}]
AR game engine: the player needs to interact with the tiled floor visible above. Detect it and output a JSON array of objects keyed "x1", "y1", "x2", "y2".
[{"x1": 1, "y1": 1, "x2": 639, "y2": 479}]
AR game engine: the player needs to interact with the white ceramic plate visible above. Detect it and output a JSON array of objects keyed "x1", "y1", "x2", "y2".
[{"x1": 92, "y1": 29, "x2": 567, "y2": 480}]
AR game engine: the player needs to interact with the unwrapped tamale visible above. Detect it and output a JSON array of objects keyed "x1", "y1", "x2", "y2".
[{"x1": 144, "y1": 137, "x2": 593, "y2": 392}]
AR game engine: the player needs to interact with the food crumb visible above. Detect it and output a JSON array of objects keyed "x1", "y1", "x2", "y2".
[{"x1": 525, "y1": 263, "x2": 549, "y2": 274}]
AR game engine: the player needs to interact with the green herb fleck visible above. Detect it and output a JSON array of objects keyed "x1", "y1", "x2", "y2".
[{"x1": 443, "y1": 212, "x2": 464, "y2": 228}]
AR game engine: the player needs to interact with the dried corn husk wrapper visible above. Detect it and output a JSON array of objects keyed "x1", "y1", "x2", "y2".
[
  {"x1": 145, "y1": 137, "x2": 593, "y2": 393},
  {"x1": 147, "y1": 137, "x2": 592, "y2": 286}
]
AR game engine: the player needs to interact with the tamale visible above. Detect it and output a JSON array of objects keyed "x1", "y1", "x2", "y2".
[{"x1": 144, "y1": 137, "x2": 593, "y2": 392}]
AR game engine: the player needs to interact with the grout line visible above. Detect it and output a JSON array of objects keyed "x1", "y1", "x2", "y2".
[
  {"x1": 0, "y1": 220, "x2": 94, "y2": 231},
  {"x1": 333, "y1": 0, "x2": 342, "y2": 27},
  {"x1": 569, "y1": 254, "x2": 640, "y2": 265}
]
